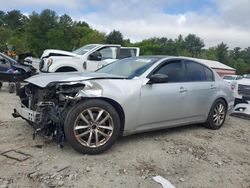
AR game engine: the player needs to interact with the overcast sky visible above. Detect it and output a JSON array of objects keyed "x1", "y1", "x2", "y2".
[{"x1": 1, "y1": 0, "x2": 250, "y2": 48}]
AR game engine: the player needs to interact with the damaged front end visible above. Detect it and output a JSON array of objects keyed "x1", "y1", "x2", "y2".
[{"x1": 13, "y1": 80, "x2": 102, "y2": 147}]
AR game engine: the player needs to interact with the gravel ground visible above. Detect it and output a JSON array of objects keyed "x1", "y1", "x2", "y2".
[{"x1": 0, "y1": 83, "x2": 249, "y2": 188}]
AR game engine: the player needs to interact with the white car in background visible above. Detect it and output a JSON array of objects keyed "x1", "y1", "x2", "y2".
[
  {"x1": 231, "y1": 74, "x2": 250, "y2": 117},
  {"x1": 222, "y1": 75, "x2": 242, "y2": 84},
  {"x1": 39, "y1": 44, "x2": 140, "y2": 73}
]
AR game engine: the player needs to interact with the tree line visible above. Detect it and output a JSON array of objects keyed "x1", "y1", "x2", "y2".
[{"x1": 0, "y1": 9, "x2": 249, "y2": 74}]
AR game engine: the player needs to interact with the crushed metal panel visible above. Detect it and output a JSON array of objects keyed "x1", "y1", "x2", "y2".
[{"x1": 1, "y1": 150, "x2": 32, "y2": 161}]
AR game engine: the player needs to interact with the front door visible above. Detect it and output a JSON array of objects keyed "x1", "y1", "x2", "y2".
[
  {"x1": 86, "y1": 46, "x2": 119, "y2": 72},
  {"x1": 138, "y1": 60, "x2": 189, "y2": 130}
]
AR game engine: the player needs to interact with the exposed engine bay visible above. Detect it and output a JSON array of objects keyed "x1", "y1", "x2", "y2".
[{"x1": 13, "y1": 81, "x2": 97, "y2": 147}]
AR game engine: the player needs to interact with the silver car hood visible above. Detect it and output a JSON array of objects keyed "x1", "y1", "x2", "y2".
[{"x1": 25, "y1": 72, "x2": 125, "y2": 88}]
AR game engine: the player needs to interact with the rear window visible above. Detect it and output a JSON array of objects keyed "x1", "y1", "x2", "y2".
[
  {"x1": 185, "y1": 61, "x2": 214, "y2": 82},
  {"x1": 118, "y1": 49, "x2": 136, "y2": 59}
]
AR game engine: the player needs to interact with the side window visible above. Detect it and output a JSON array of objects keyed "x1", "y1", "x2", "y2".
[
  {"x1": 154, "y1": 60, "x2": 183, "y2": 82},
  {"x1": 98, "y1": 47, "x2": 118, "y2": 60},
  {"x1": 118, "y1": 49, "x2": 135, "y2": 59},
  {"x1": 204, "y1": 66, "x2": 214, "y2": 81},
  {"x1": 185, "y1": 61, "x2": 206, "y2": 82}
]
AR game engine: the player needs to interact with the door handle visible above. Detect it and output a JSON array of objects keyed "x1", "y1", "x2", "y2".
[
  {"x1": 179, "y1": 87, "x2": 188, "y2": 93},
  {"x1": 210, "y1": 85, "x2": 217, "y2": 89}
]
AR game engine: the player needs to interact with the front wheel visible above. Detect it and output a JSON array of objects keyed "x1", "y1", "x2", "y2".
[
  {"x1": 204, "y1": 99, "x2": 227, "y2": 129},
  {"x1": 64, "y1": 99, "x2": 121, "y2": 154}
]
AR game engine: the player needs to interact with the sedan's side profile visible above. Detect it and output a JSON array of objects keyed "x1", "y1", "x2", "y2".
[{"x1": 13, "y1": 56, "x2": 234, "y2": 154}]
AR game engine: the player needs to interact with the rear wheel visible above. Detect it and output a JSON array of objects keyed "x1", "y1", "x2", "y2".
[
  {"x1": 64, "y1": 99, "x2": 121, "y2": 154},
  {"x1": 204, "y1": 99, "x2": 227, "y2": 129}
]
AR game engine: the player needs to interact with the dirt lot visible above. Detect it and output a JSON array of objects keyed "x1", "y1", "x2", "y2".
[{"x1": 0, "y1": 83, "x2": 249, "y2": 188}]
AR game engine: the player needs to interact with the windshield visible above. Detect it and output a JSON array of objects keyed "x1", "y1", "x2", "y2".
[
  {"x1": 223, "y1": 75, "x2": 236, "y2": 80},
  {"x1": 73, "y1": 44, "x2": 97, "y2": 55},
  {"x1": 96, "y1": 57, "x2": 159, "y2": 78}
]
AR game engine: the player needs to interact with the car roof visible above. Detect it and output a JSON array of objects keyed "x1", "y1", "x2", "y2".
[{"x1": 136, "y1": 55, "x2": 235, "y2": 71}]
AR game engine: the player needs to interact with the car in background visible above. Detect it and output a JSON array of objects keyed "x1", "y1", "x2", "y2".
[
  {"x1": 0, "y1": 52, "x2": 36, "y2": 92},
  {"x1": 13, "y1": 56, "x2": 234, "y2": 154},
  {"x1": 231, "y1": 74, "x2": 250, "y2": 117},
  {"x1": 223, "y1": 75, "x2": 242, "y2": 84},
  {"x1": 39, "y1": 44, "x2": 140, "y2": 73},
  {"x1": 231, "y1": 74, "x2": 250, "y2": 104}
]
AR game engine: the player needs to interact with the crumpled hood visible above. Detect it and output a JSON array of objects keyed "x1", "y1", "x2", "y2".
[
  {"x1": 41, "y1": 49, "x2": 78, "y2": 59},
  {"x1": 25, "y1": 72, "x2": 125, "y2": 88}
]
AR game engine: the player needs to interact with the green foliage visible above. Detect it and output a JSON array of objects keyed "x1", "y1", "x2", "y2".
[
  {"x1": 106, "y1": 30, "x2": 125, "y2": 45},
  {"x1": 0, "y1": 26, "x2": 11, "y2": 51},
  {"x1": 3, "y1": 10, "x2": 27, "y2": 30},
  {"x1": 184, "y1": 34, "x2": 205, "y2": 57},
  {"x1": 0, "y1": 9, "x2": 249, "y2": 74}
]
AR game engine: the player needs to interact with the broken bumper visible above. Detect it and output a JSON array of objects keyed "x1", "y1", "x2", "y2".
[
  {"x1": 231, "y1": 100, "x2": 250, "y2": 119},
  {"x1": 13, "y1": 104, "x2": 41, "y2": 122}
]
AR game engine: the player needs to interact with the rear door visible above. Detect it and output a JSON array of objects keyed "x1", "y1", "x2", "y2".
[{"x1": 183, "y1": 60, "x2": 217, "y2": 120}]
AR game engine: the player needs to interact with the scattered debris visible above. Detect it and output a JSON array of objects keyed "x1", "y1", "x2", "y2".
[
  {"x1": 215, "y1": 161, "x2": 222, "y2": 166},
  {"x1": 152, "y1": 176, "x2": 175, "y2": 188},
  {"x1": 179, "y1": 177, "x2": 185, "y2": 182},
  {"x1": 57, "y1": 180, "x2": 64, "y2": 186},
  {"x1": 118, "y1": 168, "x2": 127, "y2": 175},
  {"x1": 57, "y1": 166, "x2": 70, "y2": 173},
  {"x1": 86, "y1": 166, "x2": 91, "y2": 172},
  {"x1": 0, "y1": 150, "x2": 31, "y2": 161},
  {"x1": 33, "y1": 144, "x2": 43, "y2": 149}
]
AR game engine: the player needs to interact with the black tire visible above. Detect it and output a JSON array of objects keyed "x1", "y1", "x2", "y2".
[
  {"x1": 55, "y1": 67, "x2": 77, "y2": 72},
  {"x1": 8, "y1": 83, "x2": 15, "y2": 93},
  {"x1": 0, "y1": 82, "x2": 2, "y2": 89},
  {"x1": 64, "y1": 99, "x2": 121, "y2": 154},
  {"x1": 15, "y1": 82, "x2": 21, "y2": 95},
  {"x1": 204, "y1": 99, "x2": 227, "y2": 130}
]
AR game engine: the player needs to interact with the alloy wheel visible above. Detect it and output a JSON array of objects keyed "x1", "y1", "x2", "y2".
[
  {"x1": 213, "y1": 103, "x2": 225, "y2": 126},
  {"x1": 73, "y1": 107, "x2": 114, "y2": 148}
]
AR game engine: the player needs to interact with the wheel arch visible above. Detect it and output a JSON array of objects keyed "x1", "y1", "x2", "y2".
[
  {"x1": 215, "y1": 97, "x2": 228, "y2": 110},
  {"x1": 206, "y1": 97, "x2": 228, "y2": 120},
  {"x1": 77, "y1": 97, "x2": 125, "y2": 136},
  {"x1": 55, "y1": 66, "x2": 78, "y2": 72}
]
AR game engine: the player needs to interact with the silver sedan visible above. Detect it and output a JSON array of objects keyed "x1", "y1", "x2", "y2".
[{"x1": 13, "y1": 56, "x2": 234, "y2": 154}]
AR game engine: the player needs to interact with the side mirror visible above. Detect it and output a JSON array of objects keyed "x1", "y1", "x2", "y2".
[
  {"x1": 148, "y1": 74, "x2": 168, "y2": 84},
  {"x1": 88, "y1": 51, "x2": 102, "y2": 61}
]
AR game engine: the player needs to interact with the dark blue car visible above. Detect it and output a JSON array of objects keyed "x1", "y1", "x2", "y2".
[{"x1": 0, "y1": 52, "x2": 36, "y2": 92}]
